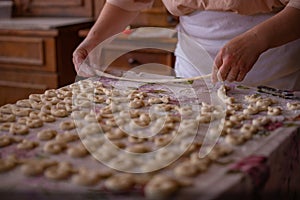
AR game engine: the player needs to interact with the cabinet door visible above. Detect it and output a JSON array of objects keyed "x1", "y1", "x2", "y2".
[
  {"x1": 0, "y1": 35, "x2": 56, "y2": 72},
  {"x1": 13, "y1": 0, "x2": 94, "y2": 17},
  {"x1": 101, "y1": 48, "x2": 175, "y2": 76}
]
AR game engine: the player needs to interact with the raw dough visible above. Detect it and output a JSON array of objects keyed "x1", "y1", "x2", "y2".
[
  {"x1": 144, "y1": 175, "x2": 179, "y2": 199},
  {"x1": 17, "y1": 140, "x2": 39, "y2": 150},
  {"x1": 37, "y1": 129, "x2": 57, "y2": 141},
  {"x1": 9, "y1": 123, "x2": 29, "y2": 135},
  {"x1": 104, "y1": 173, "x2": 135, "y2": 191},
  {"x1": 44, "y1": 162, "x2": 73, "y2": 180},
  {"x1": 43, "y1": 141, "x2": 67, "y2": 154}
]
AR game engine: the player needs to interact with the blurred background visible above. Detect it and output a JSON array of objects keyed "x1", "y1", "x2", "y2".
[{"x1": 0, "y1": 0, "x2": 178, "y2": 106}]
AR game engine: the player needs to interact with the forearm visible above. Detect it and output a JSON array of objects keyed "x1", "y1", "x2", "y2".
[
  {"x1": 251, "y1": 6, "x2": 300, "y2": 52},
  {"x1": 83, "y1": 3, "x2": 139, "y2": 50}
]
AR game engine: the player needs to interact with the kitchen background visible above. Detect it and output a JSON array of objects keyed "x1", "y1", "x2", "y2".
[{"x1": 0, "y1": 0, "x2": 178, "y2": 106}]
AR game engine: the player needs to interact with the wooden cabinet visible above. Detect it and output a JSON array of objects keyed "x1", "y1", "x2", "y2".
[
  {"x1": 13, "y1": 0, "x2": 105, "y2": 18},
  {"x1": 0, "y1": 0, "x2": 103, "y2": 106},
  {"x1": 100, "y1": 34, "x2": 177, "y2": 76},
  {"x1": 0, "y1": 32, "x2": 56, "y2": 72},
  {"x1": 0, "y1": 18, "x2": 93, "y2": 105},
  {"x1": 104, "y1": 49, "x2": 173, "y2": 70}
]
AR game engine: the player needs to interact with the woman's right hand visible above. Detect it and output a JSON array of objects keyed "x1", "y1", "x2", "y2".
[
  {"x1": 72, "y1": 2, "x2": 141, "y2": 76},
  {"x1": 72, "y1": 41, "x2": 95, "y2": 77}
]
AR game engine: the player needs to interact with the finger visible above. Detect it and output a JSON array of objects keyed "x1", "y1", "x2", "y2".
[
  {"x1": 216, "y1": 53, "x2": 233, "y2": 81},
  {"x1": 75, "y1": 56, "x2": 84, "y2": 67},
  {"x1": 73, "y1": 54, "x2": 84, "y2": 70},
  {"x1": 78, "y1": 63, "x2": 96, "y2": 77},
  {"x1": 237, "y1": 71, "x2": 246, "y2": 82},
  {"x1": 237, "y1": 64, "x2": 253, "y2": 82},
  {"x1": 226, "y1": 67, "x2": 240, "y2": 82},
  {"x1": 214, "y1": 52, "x2": 223, "y2": 70},
  {"x1": 73, "y1": 47, "x2": 88, "y2": 66},
  {"x1": 212, "y1": 53, "x2": 223, "y2": 83},
  {"x1": 72, "y1": 57, "x2": 80, "y2": 73},
  {"x1": 73, "y1": 57, "x2": 80, "y2": 74},
  {"x1": 73, "y1": 55, "x2": 93, "y2": 77},
  {"x1": 73, "y1": 58, "x2": 90, "y2": 77},
  {"x1": 218, "y1": 65, "x2": 231, "y2": 81},
  {"x1": 217, "y1": 70, "x2": 224, "y2": 82},
  {"x1": 212, "y1": 65, "x2": 219, "y2": 83}
]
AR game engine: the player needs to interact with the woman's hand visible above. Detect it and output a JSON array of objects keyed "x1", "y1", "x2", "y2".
[
  {"x1": 72, "y1": 3, "x2": 140, "y2": 76},
  {"x1": 212, "y1": 32, "x2": 265, "y2": 83},
  {"x1": 212, "y1": 6, "x2": 300, "y2": 83},
  {"x1": 72, "y1": 44, "x2": 88, "y2": 73},
  {"x1": 72, "y1": 41, "x2": 95, "y2": 76}
]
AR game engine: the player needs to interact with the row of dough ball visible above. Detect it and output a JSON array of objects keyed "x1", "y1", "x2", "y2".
[
  {"x1": 245, "y1": 94, "x2": 300, "y2": 111},
  {"x1": 71, "y1": 78, "x2": 175, "y2": 110},
  {"x1": 0, "y1": 106, "x2": 70, "y2": 127},
  {"x1": 0, "y1": 117, "x2": 76, "y2": 135},
  {"x1": 0, "y1": 129, "x2": 88, "y2": 158},
  {"x1": 72, "y1": 79, "x2": 171, "y2": 106},
  {"x1": 207, "y1": 113, "x2": 275, "y2": 146},
  {"x1": 0, "y1": 155, "x2": 183, "y2": 198},
  {"x1": 0, "y1": 156, "x2": 109, "y2": 186}
]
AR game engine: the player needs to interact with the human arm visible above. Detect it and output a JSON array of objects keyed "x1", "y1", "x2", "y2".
[
  {"x1": 212, "y1": 6, "x2": 300, "y2": 83},
  {"x1": 72, "y1": 3, "x2": 140, "y2": 74}
]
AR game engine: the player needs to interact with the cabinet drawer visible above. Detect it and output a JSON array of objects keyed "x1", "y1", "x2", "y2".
[
  {"x1": 102, "y1": 49, "x2": 174, "y2": 76},
  {"x1": 0, "y1": 35, "x2": 56, "y2": 72}
]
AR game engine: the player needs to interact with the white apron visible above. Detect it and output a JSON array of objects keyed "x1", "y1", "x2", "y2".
[{"x1": 175, "y1": 11, "x2": 300, "y2": 90}]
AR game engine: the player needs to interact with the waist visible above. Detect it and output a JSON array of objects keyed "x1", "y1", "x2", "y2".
[{"x1": 178, "y1": 11, "x2": 275, "y2": 40}]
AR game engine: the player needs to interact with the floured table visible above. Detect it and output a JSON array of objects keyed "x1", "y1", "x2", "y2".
[{"x1": 0, "y1": 74, "x2": 300, "y2": 200}]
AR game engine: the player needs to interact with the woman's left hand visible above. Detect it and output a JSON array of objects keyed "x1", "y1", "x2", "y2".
[
  {"x1": 212, "y1": 6, "x2": 300, "y2": 83},
  {"x1": 212, "y1": 32, "x2": 265, "y2": 83}
]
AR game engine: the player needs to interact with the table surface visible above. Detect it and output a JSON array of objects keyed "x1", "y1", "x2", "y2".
[{"x1": 0, "y1": 74, "x2": 300, "y2": 199}]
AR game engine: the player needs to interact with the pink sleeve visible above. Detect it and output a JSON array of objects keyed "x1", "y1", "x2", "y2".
[
  {"x1": 107, "y1": 0, "x2": 154, "y2": 11},
  {"x1": 287, "y1": 0, "x2": 300, "y2": 9}
]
